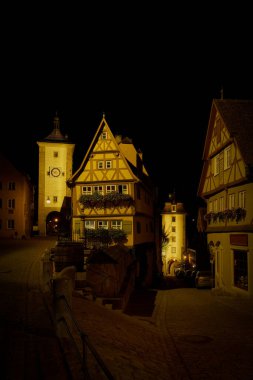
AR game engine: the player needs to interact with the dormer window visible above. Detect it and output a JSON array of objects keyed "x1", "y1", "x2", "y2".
[
  {"x1": 172, "y1": 205, "x2": 176, "y2": 212},
  {"x1": 101, "y1": 132, "x2": 107, "y2": 140}
]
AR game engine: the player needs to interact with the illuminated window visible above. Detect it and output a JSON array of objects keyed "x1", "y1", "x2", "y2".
[
  {"x1": 238, "y1": 191, "x2": 246, "y2": 208},
  {"x1": 98, "y1": 221, "x2": 108, "y2": 229},
  {"x1": 118, "y1": 185, "x2": 128, "y2": 194},
  {"x1": 82, "y1": 186, "x2": 92, "y2": 195},
  {"x1": 106, "y1": 185, "x2": 116, "y2": 193},
  {"x1": 94, "y1": 186, "x2": 103, "y2": 194},
  {"x1": 111, "y1": 220, "x2": 122, "y2": 229},
  {"x1": 85, "y1": 220, "x2": 95, "y2": 229},
  {"x1": 229, "y1": 194, "x2": 235, "y2": 209},
  {"x1": 224, "y1": 146, "x2": 231, "y2": 170},
  {"x1": 219, "y1": 197, "x2": 224, "y2": 211},
  {"x1": 213, "y1": 155, "x2": 219, "y2": 176}
]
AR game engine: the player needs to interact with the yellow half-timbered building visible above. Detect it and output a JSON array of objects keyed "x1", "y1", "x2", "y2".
[
  {"x1": 67, "y1": 114, "x2": 157, "y2": 287},
  {"x1": 198, "y1": 99, "x2": 253, "y2": 298}
]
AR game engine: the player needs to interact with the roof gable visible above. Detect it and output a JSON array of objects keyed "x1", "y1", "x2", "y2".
[{"x1": 68, "y1": 114, "x2": 140, "y2": 184}]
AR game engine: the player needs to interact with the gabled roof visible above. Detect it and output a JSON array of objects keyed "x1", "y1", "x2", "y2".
[
  {"x1": 198, "y1": 99, "x2": 253, "y2": 197},
  {"x1": 68, "y1": 114, "x2": 148, "y2": 185},
  {"x1": 203, "y1": 99, "x2": 253, "y2": 165}
]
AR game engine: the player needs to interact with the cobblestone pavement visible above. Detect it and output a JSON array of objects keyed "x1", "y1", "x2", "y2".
[
  {"x1": 72, "y1": 283, "x2": 253, "y2": 380},
  {"x1": 1, "y1": 239, "x2": 253, "y2": 380}
]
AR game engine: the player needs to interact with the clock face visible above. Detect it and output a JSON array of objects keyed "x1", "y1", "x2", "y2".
[{"x1": 51, "y1": 167, "x2": 61, "y2": 177}]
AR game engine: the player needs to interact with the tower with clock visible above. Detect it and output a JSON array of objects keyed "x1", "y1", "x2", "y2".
[{"x1": 37, "y1": 113, "x2": 75, "y2": 236}]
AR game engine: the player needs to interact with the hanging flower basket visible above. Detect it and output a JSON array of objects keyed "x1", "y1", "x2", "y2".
[
  {"x1": 79, "y1": 191, "x2": 134, "y2": 209},
  {"x1": 204, "y1": 208, "x2": 246, "y2": 224}
]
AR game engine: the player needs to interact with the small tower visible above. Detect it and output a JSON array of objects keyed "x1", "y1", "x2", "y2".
[
  {"x1": 37, "y1": 113, "x2": 75, "y2": 236},
  {"x1": 161, "y1": 193, "x2": 186, "y2": 276}
]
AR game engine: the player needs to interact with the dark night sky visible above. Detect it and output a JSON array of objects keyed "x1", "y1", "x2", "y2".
[{"x1": 1, "y1": 3, "x2": 253, "y2": 217}]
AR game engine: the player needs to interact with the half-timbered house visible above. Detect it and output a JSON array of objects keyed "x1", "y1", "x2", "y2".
[
  {"x1": 67, "y1": 114, "x2": 157, "y2": 288},
  {"x1": 198, "y1": 99, "x2": 253, "y2": 298}
]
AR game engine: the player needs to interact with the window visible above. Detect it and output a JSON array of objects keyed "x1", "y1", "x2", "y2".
[
  {"x1": 224, "y1": 146, "x2": 231, "y2": 170},
  {"x1": 172, "y1": 216, "x2": 176, "y2": 223},
  {"x1": 7, "y1": 219, "x2": 15, "y2": 229},
  {"x1": 54, "y1": 151, "x2": 58, "y2": 158},
  {"x1": 172, "y1": 226, "x2": 176, "y2": 233},
  {"x1": 8, "y1": 182, "x2": 15, "y2": 190},
  {"x1": 213, "y1": 155, "x2": 219, "y2": 176},
  {"x1": 118, "y1": 185, "x2": 128, "y2": 194},
  {"x1": 111, "y1": 220, "x2": 122, "y2": 229},
  {"x1": 98, "y1": 221, "x2": 108, "y2": 229},
  {"x1": 85, "y1": 220, "x2": 95, "y2": 229},
  {"x1": 219, "y1": 197, "x2": 224, "y2": 211},
  {"x1": 106, "y1": 185, "x2": 116, "y2": 193},
  {"x1": 53, "y1": 196, "x2": 58, "y2": 203},
  {"x1": 238, "y1": 191, "x2": 245, "y2": 208},
  {"x1": 94, "y1": 186, "x2": 103, "y2": 194},
  {"x1": 98, "y1": 161, "x2": 104, "y2": 169},
  {"x1": 82, "y1": 186, "x2": 92, "y2": 195},
  {"x1": 8, "y1": 199, "x2": 15, "y2": 209},
  {"x1": 171, "y1": 205, "x2": 176, "y2": 212},
  {"x1": 172, "y1": 236, "x2": 176, "y2": 242},
  {"x1": 106, "y1": 161, "x2": 112, "y2": 169},
  {"x1": 101, "y1": 132, "x2": 107, "y2": 140},
  {"x1": 234, "y1": 250, "x2": 248, "y2": 290},
  {"x1": 229, "y1": 194, "x2": 235, "y2": 209},
  {"x1": 171, "y1": 247, "x2": 176, "y2": 254}
]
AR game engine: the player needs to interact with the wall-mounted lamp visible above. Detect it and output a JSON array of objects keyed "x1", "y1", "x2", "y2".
[{"x1": 46, "y1": 196, "x2": 51, "y2": 204}]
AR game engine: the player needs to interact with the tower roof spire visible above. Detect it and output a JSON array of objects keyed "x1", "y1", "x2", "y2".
[{"x1": 44, "y1": 112, "x2": 67, "y2": 141}]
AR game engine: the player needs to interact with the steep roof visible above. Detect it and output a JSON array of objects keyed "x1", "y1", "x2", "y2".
[{"x1": 213, "y1": 99, "x2": 253, "y2": 165}]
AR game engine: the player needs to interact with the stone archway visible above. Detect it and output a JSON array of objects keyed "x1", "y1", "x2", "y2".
[{"x1": 46, "y1": 211, "x2": 61, "y2": 236}]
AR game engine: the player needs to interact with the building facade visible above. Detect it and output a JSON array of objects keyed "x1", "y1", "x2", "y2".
[
  {"x1": 0, "y1": 152, "x2": 34, "y2": 239},
  {"x1": 67, "y1": 114, "x2": 158, "y2": 286},
  {"x1": 161, "y1": 195, "x2": 186, "y2": 275},
  {"x1": 198, "y1": 99, "x2": 253, "y2": 298},
  {"x1": 37, "y1": 114, "x2": 75, "y2": 236}
]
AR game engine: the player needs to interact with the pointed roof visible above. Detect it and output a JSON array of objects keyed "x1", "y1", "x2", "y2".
[
  {"x1": 198, "y1": 99, "x2": 253, "y2": 197},
  {"x1": 68, "y1": 113, "x2": 147, "y2": 185},
  {"x1": 203, "y1": 99, "x2": 253, "y2": 165},
  {"x1": 43, "y1": 112, "x2": 69, "y2": 142}
]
